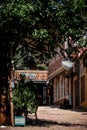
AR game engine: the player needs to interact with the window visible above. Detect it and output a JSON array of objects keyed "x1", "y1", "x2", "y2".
[
  {"x1": 61, "y1": 77, "x2": 64, "y2": 98},
  {"x1": 65, "y1": 78, "x2": 69, "y2": 96},
  {"x1": 53, "y1": 78, "x2": 57, "y2": 101}
]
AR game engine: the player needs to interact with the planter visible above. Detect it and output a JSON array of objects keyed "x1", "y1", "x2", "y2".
[{"x1": 14, "y1": 116, "x2": 25, "y2": 126}]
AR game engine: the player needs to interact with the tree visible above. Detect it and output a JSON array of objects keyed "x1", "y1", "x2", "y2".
[
  {"x1": 53, "y1": 0, "x2": 87, "y2": 59},
  {"x1": 0, "y1": 0, "x2": 87, "y2": 125},
  {"x1": 13, "y1": 45, "x2": 48, "y2": 70}
]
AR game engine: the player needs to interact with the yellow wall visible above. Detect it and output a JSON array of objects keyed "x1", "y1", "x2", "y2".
[{"x1": 80, "y1": 67, "x2": 87, "y2": 108}]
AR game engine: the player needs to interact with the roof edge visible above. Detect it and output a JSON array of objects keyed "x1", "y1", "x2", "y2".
[{"x1": 48, "y1": 66, "x2": 65, "y2": 80}]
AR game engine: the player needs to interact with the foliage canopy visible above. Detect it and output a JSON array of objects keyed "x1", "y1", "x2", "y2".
[{"x1": 0, "y1": 0, "x2": 87, "y2": 69}]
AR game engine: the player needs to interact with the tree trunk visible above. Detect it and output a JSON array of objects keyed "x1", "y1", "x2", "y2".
[
  {"x1": 0, "y1": 52, "x2": 11, "y2": 125},
  {"x1": 0, "y1": 74, "x2": 11, "y2": 125}
]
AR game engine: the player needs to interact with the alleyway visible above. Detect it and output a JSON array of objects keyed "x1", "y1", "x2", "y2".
[{"x1": 1, "y1": 105, "x2": 87, "y2": 130}]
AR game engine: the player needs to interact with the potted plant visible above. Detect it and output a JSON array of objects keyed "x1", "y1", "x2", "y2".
[{"x1": 12, "y1": 74, "x2": 38, "y2": 126}]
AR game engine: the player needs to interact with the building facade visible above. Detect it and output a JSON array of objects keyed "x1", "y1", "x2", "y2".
[
  {"x1": 48, "y1": 48, "x2": 87, "y2": 109},
  {"x1": 79, "y1": 50, "x2": 87, "y2": 108},
  {"x1": 48, "y1": 56, "x2": 73, "y2": 108}
]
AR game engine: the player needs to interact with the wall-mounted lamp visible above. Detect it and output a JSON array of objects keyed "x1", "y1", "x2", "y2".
[{"x1": 61, "y1": 59, "x2": 74, "y2": 70}]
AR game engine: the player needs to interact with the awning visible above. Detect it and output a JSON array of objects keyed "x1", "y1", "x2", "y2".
[{"x1": 48, "y1": 66, "x2": 65, "y2": 80}]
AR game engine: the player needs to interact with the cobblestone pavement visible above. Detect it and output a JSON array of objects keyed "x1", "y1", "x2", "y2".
[{"x1": 1, "y1": 105, "x2": 87, "y2": 130}]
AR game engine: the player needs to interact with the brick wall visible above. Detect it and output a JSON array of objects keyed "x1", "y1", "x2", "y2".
[{"x1": 48, "y1": 57, "x2": 63, "y2": 75}]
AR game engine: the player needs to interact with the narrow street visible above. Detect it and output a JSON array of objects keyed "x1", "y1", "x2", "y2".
[{"x1": 2, "y1": 106, "x2": 87, "y2": 130}]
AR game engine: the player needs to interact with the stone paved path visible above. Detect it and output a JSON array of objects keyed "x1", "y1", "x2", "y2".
[{"x1": 1, "y1": 105, "x2": 87, "y2": 130}]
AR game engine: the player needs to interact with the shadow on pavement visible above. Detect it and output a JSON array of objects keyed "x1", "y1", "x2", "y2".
[
  {"x1": 26, "y1": 117, "x2": 87, "y2": 129},
  {"x1": 44, "y1": 105, "x2": 87, "y2": 113},
  {"x1": 68, "y1": 108, "x2": 87, "y2": 113}
]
